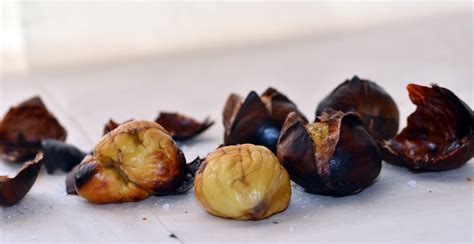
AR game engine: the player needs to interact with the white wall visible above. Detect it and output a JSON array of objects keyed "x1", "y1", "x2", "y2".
[{"x1": 1, "y1": 1, "x2": 471, "y2": 74}]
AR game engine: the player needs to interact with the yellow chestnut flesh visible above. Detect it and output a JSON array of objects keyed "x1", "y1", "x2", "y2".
[
  {"x1": 74, "y1": 120, "x2": 184, "y2": 204},
  {"x1": 194, "y1": 144, "x2": 291, "y2": 220}
]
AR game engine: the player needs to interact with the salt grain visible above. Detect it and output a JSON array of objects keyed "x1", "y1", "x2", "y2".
[
  {"x1": 162, "y1": 203, "x2": 170, "y2": 210},
  {"x1": 407, "y1": 180, "x2": 417, "y2": 188}
]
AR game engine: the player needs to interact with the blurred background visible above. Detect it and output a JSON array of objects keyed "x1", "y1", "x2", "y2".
[
  {"x1": 1, "y1": 1, "x2": 471, "y2": 74},
  {"x1": 0, "y1": 1, "x2": 472, "y2": 150}
]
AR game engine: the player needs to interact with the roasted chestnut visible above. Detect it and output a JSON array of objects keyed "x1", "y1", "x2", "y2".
[
  {"x1": 0, "y1": 96, "x2": 67, "y2": 161},
  {"x1": 1, "y1": 153, "x2": 43, "y2": 207},
  {"x1": 223, "y1": 87, "x2": 306, "y2": 152},
  {"x1": 194, "y1": 144, "x2": 291, "y2": 220},
  {"x1": 72, "y1": 120, "x2": 186, "y2": 204},
  {"x1": 316, "y1": 76, "x2": 399, "y2": 141},
  {"x1": 277, "y1": 110, "x2": 381, "y2": 196},
  {"x1": 381, "y1": 84, "x2": 473, "y2": 171}
]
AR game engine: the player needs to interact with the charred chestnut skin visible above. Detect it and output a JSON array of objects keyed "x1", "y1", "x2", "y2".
[
  {"x1": 277, "y1": 110, "x2": 381, "y2": 196},
  {"x1": 316, "y1": 76, "x2": 399, "y2": 141},
  {"x1": 0, "y1": 153, "x2": 43, "y2": 207},
  {"x1": 0, "y1": 97, "x2": 67, "y2": 161},
  {"x1": 223, "y1": 88, "x2": 306, "y2": 152},
  {"x1": 381, "y1": 84, "x2": 473, "y2": 171}
]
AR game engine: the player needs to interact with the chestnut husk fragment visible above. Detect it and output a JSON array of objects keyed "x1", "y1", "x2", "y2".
[
  {"x1": 103, "y1": 119, "x2": 129, "y2": 135},
  {"x1": 0, "y1": 153, "x2": 43, "y2": 207},
  {"x1": 41, "y1": 139, "x2": 87, "y2": 174},
  {"x1": 103, "y1": 113, "x2": 213, "y2": 142},
  {"x1": 223, "y1": 87, "x2": 306, "y2": 152},
  {"x1": 155, "y1": 112, "x2": 214, "y2": 141},
  {"x1": 277, "y1": 110, "x2": 382, "y2": 196},
  {"x1": 0, "y1": 97, "x2": 67, "y2": 161},
  {"x1": 316, "y1": 76, "x2": 399, "y2": 141},
  {"x1": 65, "y1": 164, "x2": 79, "y2": 195},
  {"x1": 381, "y1": 84, "x2": 473, "y2": 171},
  {"x1": 168, "y1": 157, "x2": 203, "y2": 195}
]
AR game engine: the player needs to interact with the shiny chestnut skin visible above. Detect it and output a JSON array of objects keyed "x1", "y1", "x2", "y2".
[
  {"x1": 316, "y1": 76, "x2": 399, "y2": 141},
  {"x1": 381, "y1": 84, "x2": 473, "y2": 171},
  {"x1": 72, "y1": 120, "x2": 186, "y2": 204},
  {"x1": 0, "y1": 96, "x2": 67, "y2": 161},
  {"x1": 277, "y1": 110, "x2": 382, "y2": 196},
  {"x1": 223, "y1": 87, "x2": 306, "y2": 152}
]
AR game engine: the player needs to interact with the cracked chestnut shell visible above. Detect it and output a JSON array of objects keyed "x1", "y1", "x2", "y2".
[
  {"x1": 103, "y1": 112, "x2": 213, "y2": 141},
  {"x1": 316, "y1": 76, "x2": 399, "y2": 141},
  {"x1": 223, "y1": 87, "x2": 306, "y2": 152},
  {"x1": 0, "y1": 96, "x2": 67, "y2": 161},
  {"x1": 194, "y1": 144, "x2": 291, "y2": 220},
  {"x1": 1, "y1": 153, "x2": 43, "y2": 207},
  {"x1": 381, "y1": 84, "x2": 473, "y2": 171},
  {"x1": 73, "y1": 120, "x2": 185, "y2": 204},
  {"x1": 277, "y1": 110, "x2": 381, "y2": 196}
]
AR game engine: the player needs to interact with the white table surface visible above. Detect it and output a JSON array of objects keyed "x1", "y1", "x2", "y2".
[{"x1": 1, "y1": 11, "x2": 473, "y2": 243}]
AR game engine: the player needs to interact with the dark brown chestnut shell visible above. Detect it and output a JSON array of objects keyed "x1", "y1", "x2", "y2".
[
  {"x1": 0, "y1": 96, "x2": 67, "y2": 161},
  {"x1": 155, "y1": 112, "x2": 214, "y2": 141},
  {"x1": 316, "y1": 76, "x2": 399, "y2": 141},
  {"x1": 223, "y1": 87, "x2": 306, "y2": 152},
  {"x1": 0, "y1": 153, "x2": 43, "y2": 207},
  {"x1": 103, "y1": 113, "x2": 213, "y2": 141},
  {"x1": 277, "y1": 110, "x2": 381, "y2": 196},
  {"x1": 381, "y1": 84, "x2": 473, "y2": 171}
]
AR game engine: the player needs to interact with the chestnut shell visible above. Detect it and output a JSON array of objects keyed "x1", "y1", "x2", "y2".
[
  {"x1": 0, "y1": 96, "x2": 67, "y2": 161},
  {"x1": 277, "y1": 110, "x2": 381, "y2": 196},
  {"x1": 316, "y1": 76, "x2": 399, "y2": 141},
  {"x1": 223, "y1": 88, "x2": 306, "y2": 152},
  {"x1": 0, "y1": 153, "x2": 43, "y2": 207},
  {"x1": 381, "y1": 84, "x2": 473, "y2": 171},
  {"x1": 103, "y1": 113, "x2": 213, "y2": 141},
  {"x1": 155, "y1": 112, "x2": 214, "y2": 141}
]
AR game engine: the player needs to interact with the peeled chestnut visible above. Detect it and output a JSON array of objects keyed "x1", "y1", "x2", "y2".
[
  {"x1": 381, "y1": 84, "x2": 473, "y2": 171},
  {"x1": 277, "y1": 110, "x2": 381, "y2": 196},
  {"x1": 0, "y1": 96, "x2": 67, "y2": 161},
  {"x1": 72, "y1": 120, "x2": 186, "y2": 204},
  {"x1": 194, "y1": 144, "x2": 291, "y2": 220},
  {"x1": 316, "y1": 76, "x2": 399, "y2": 141},
  {"x1": 223, "y1": 87, "x2": 306, "y2": 152}
]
